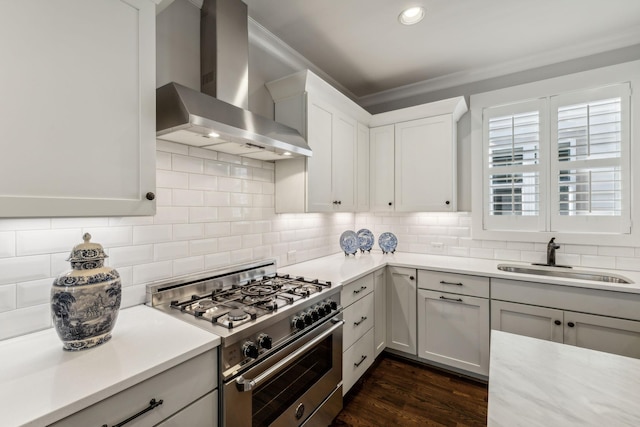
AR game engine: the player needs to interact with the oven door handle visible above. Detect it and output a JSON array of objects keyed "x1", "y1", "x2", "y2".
[{"x1": 236, "y1": 319, "x2": 344, "y2": 392}]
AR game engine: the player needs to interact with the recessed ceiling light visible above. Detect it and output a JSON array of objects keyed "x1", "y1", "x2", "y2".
[
  {"x1": 283, "y1": 152, "x2": 292, "y2": 156},
  {"x1": 207, "y1": 131, "x2": 220, "y2": 138},
  {"x1": 398, "y1": 6, "x2": 425, "y2": 25}
]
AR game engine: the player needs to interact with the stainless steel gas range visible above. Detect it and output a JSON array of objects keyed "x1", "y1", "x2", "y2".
[{"x1": 146, "y1": 260, "x2": 343, "y2": 427}]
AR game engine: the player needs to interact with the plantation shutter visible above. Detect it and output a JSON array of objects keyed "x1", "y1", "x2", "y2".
[
  {"x1": 483, "y1": 99, "x2": 547, "y2": 231},
  {"x1": 550, "y1": 83, "x2": 631, "y2": 233}
]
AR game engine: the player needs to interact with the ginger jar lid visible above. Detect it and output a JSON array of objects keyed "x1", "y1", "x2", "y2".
[{"x1": 67, "y1": 233, "x2": 108, "y2": 268}]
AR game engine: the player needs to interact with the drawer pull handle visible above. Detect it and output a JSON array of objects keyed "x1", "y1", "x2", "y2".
[
  {"x1": 354, "y1": 316, "x2": 368, "y2": 326},
  {"x1": 354, "y1": 355, "x2": 368, "y2": 367},
  {"x1": 103, "y1": 398, "x2": 163, "y2": 427},
  {"x1": 439, "y1": 296, "x2": 463, "y2": 303},
  {"x1": 353, "y1": 286, "x2": 367, "y2": 294},
  {"x1": 440, "y1": 280, "x2": 463, "y2": 286}
]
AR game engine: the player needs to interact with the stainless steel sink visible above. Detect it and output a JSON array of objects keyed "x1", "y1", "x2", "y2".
[{"x1": 497, "y1": 264, "x2": 633, "y2": 284}]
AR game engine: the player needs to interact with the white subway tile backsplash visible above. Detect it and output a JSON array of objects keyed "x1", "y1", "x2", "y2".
[
  {"x1": 120, "y1": 284, "x2": 146, "y2": 308},
  {"x1": 108, "y1": 245, "x2": 154, "y2": 268},
  {"x1": 156, "y1": 151, "x2": 172, "y2": 170},
  {"x1": 231, "y1": 248, "x2": 253, "y2": 264},
  {"x1": 217, "y1": 152, "x2": 242, "y2": 165},
  {"x1": 218, "y1": 177, "x2": 242, "y2": 193},
  {"x1": 0, "y1": 218, "x2": 51, "y2": 231},
  {"x1": 204, "y1": 160, "x2": 230, "y2": 176},
  {"x1": 153, "y1": 207, "x2": 190, "y2": 225},
  {"x1": 155, "y1": 188, "x2": 173, "y2": 206},
  {"x1": 0, "y1": 284, "x2": 16, "y2": 312},
  {"x1": 230, "y1": 166, "x2": 250, "y2": 179},
  {"x1": 189, "y1": 207, "x2": 219, "y2": 223},
  {"x1": 173, "y1": 223, "x2": 204, "y2": 241},
  {"x1": 16, "y1": 278, "x2": 51, "y2": 308},
  {"x1": 189, "y1": 174, "x2": 217, "y2": 190},
  {"x1": 117, "y1": 266, "x2": 133, "y2": 288},
  {"x1": 132, "y1": 261, "x2": 173, "y2": 284},
  {"x1": 154, "y1": 241, "x2": 189, "y2": 261},
  {"x1": 252, "y1": 168, "x2": 273, "y2": 182},
  {"x1": 51, "y1": 218, "x2": 109, "y2": 229},
  {"x1": 242, "y1": 234, "x2": 263, "y2": 248},
  {"x1": 0, "y1": 255, "x2": 50, "y2": 285},
  {"x1": 581, "y1": 255, "x2": 616, "y2": 269},
  {"x1": 51, "y1": 252, "x2": 72, "y2": 277},
  {"x1": 0, "y1": 303, "x2": 51, "y2": 340},
  {"x1": 108, "y1": 216, "x2": 154, "y2": 226},
  {"x1": 598, "y1": 246, "x2": 635, "y2": 257},
  {"x1": 205, "y1": 222, "x2": 231, "y2": 237},
  {"x1": 85, "y1": 226, "x2": 132, "y2": 248},
  {"x1": 173, "y1": 256, "x2": 204, "y2": 276},
  {"x1": 205, "y1": 191, "x2": 231, "y2": 207},
  {"x1": 172, "y1": 189, "x2": 204, "y2": 207},
  {"x1": 242, "y1": 158, "x2": 262, "y2": 168},
  {"x1": 205, "y1": 252, "x2": 231, "y2": 270},
  {"x1": 219, "y1": 235, "x2": 242, "y2": 251},
  {"x1": 188, "y1": 146, "x2": 218, "y2": 160},
  {"x1": 230, "y1": 193, "x2": 251, "y2": 206},
  {"x1": 133, "y1": 225, "x2": 172, "y2": 245},
  {"x1": 172, "y1": 154, "x2": 204, "y2": 174},
  {"x1": 242, "y1": 180, "x2": 263, "y2": 194},
  {"x1": 189, "y1": 238, "x2": 218, "y2": 255},
  {"x1": 157, "y1": 170, "x2": 189, "y2": 189},
  {"x1": 16, "y1": 229, "x2": 80, "y2": 256},
  {"x1": 615, "y1": 257, "x2": 640, "y2": 271},
  {"x1": 0, "y1": 232, "x2": 15, "y2": 258},
  {"x1": 494, "y1": 249, "x2": 521, "y2": 262}
]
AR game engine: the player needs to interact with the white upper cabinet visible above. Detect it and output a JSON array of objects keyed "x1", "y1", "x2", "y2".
[
  {"x1": 370, "y1": 97, "x2": 467, "y2": 212},
  {"x1": 0, "y1": 0, "x2": 157, "y2": 217},
  {"x1": 267, "y1": 70, "x2": 370, "y2": 213}
]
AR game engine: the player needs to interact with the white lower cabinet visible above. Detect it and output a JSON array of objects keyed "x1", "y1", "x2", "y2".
[
  {"x1": 341, "y1": 274, "x2": 375, "y2": 395},
  {"x1": 50, "y1": 349, "x2": 218, "y2": 427},
  {"x1": 417, "y1": 270, "x2": 490, "y2": 376},
  {"x1": 386, "y1": 267, "x2": 417, "y2": 355},
  {"x1": 492, "y1": 278, "x2": 640, "y2": 360},
  {"x1": 373, "y1": 267, "x2": 387, "y2": 356},
  {"x1": 492, "y1": 300, "x2": 640, "y2": 359}
]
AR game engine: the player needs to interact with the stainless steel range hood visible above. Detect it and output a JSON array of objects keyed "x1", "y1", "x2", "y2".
[{"x1": 156, "y1": 0, "x2": 311, "y2": 160}]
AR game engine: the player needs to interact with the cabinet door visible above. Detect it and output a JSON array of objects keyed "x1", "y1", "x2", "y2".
[
  {"x1": 306, "y1": 97, "x2": 334, "y2": 212},
  {"x1": 156, "y1": 390, "x2": 217, "y2": 427},
  {"x1": 356, "y1": 122, "x2": 370, "y2": 212},
  {"x1": 369, "y1": 125, "x2": 395, "y2": 212},
  {"x1": 395, "y1": 115, "x2": 455, "y2": 212},
  {"x1": 0, "y1": 0, "x2": 156, "y2": 217},
  {"x1": 564, "y1": 311, "x2": 640, "y2": 359},
  {"x1": 491, "y1": 300, "x2": 563, "y2": 343},
  {"x1": 418, "y1": 289, "x2": 489, "y2": 375},
  {"x1": 332, "y1": 112, "x2": 357, "y2": 211},
  {"x1": 386, "y1": 267, "x2": 417, "y2": 355},
  {"x1": 373, "y1": 267, "x2": 387, "y2": 356}
]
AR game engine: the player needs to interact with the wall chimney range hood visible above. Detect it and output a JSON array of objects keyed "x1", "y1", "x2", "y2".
[{"x1": 156, "y1": 0, "x2": 311, "y2": 160}]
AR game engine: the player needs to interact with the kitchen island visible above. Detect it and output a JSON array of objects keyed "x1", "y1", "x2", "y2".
[{"x1": 488, "y1": 330, "x2": 640, "y2": 426}]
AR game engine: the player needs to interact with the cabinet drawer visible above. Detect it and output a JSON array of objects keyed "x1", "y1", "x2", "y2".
[
  {"x1": 341, "y1": 273, "x2": 374, "y2": 307},
  {"x1": 343, "y1": 292, "x2": 374, "y2": 349},
  {"x1": 156, "y1": 390, "x2": 217, "y2": 427},
  {"x1": 50, "y1": 349, "x2": 217, "y2": 427},
  {"x1": 343, "y1": 328, "x2": 374, "y2": 395},
  {"x1": 418, "y1": 270, "x2": 489, "y2": 298}
]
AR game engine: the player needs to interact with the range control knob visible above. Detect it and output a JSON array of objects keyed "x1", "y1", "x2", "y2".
[
  {"x1": 257, "y1": 334, "x2": 272, "y2": 350},
  {"x1": 329, "y1": 300, "x2": 338, "y2": 311},
  {"x1": 316, "y1": 304, "x2": 327, "y2": 317},
  {"x1": 292, "y1": 316, "x2": 305, "y2": 330},
  {"x1": 309, "y1": 309, "x2": 320, "y2": 322},
  {"x1": 242, "y1": 341, "x2": 259, "y2": 359},
  {"x1": 323, "y1": 302, "x2": 333, "y2": 314},
  {"x1": 303, "y1": 312, "x2": 313, "y2": 326}
]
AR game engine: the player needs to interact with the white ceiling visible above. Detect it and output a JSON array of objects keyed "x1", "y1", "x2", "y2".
[{"x1": 244, "y1": 0, "x2": 640, "y2": 99}]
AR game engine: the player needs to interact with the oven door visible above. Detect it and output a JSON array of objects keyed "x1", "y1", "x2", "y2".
[{"x1": 224, "y1": 317, "x2": 343, "y2": 427}]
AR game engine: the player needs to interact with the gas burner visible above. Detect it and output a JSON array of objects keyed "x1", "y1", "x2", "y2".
[
  {"x1": 241, "y1": 284, "x2": 278, "y2": 297},
  {"x1": 197, "y1": 299, "x2": 216, "y2": 310},
  {"x1": 228, "y1": 308, "x2": 249, "y2": 321}
]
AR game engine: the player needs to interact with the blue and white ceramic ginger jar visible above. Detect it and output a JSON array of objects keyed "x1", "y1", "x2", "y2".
[{"x1": 51, "y1": 233, "x2": 121, "y2": 351}]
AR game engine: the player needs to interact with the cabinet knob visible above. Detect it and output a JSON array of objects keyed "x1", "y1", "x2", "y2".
[
  {"x1": 554, "y1": 320, "x2": 561, "y2": 325},
  {"x1": 338, "y1": 200, "x2": 342, "y2": 205},
  {"x1": 445, "y1": 200, "x2": 450, "y2": 205},
  {"x1": 409, "y1": 276, "x2": 415, "y2": 280},
  {"x1": 567, "y1": 322, "x2": 575, "y2": 328},
  {"x1": 146, "y1": 192, "x2": 156, "y2": 201},
  {"x1": 388, "y1": 202, "x2": 393, "y2": 206}
]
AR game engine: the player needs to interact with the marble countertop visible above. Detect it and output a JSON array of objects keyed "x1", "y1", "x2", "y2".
[
  {"x1": 279, "y1": 251, "x2": 640, "y2": 294},
  {"x1": 0, "y1": 305, "x2": 220, "y2": 427},
  {"x1": 488, "y1": 330, "x2": 640, "y2": 426}
]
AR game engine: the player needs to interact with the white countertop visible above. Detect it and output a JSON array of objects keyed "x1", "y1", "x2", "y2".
[
  {"x1": 279, "y1": 251, "x2": 640, "y2": 294},
  {"x1": 488, "y1": 330, "x2": 640, "y2": 426},
  {"x1": 0, "y1": 305, "x2": 220, "y2": 427}
]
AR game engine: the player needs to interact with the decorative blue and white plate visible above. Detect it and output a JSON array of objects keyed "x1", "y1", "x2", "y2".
[
  {"x1": 340, "y1": 230, "x2": 359, "y2": 255},
  {"x1": 357, "y1": 228, "x2": 375, "y2": 252},
  {"x1": 378, "y1": 232, "x2": 398, "y2": 254}
]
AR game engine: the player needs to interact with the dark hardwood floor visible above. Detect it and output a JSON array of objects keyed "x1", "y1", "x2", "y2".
[{"x1": 331, "y1": 353, "x2": 488, "y2": 427}]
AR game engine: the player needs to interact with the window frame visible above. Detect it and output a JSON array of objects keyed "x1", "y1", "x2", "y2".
[{"x1": 471, "y1": 60, "x2": 640, "y2": 246}]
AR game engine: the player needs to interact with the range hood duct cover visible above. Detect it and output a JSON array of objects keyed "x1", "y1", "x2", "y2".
[{"x1": 155, "y1": 0, "x2": 311, "y2": 158}]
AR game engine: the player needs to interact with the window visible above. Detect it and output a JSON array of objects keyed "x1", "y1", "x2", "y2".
[{"x1": 471, "y1": 61, "x2": 639, "y2": 245}]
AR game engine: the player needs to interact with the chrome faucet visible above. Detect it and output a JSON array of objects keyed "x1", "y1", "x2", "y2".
[{"x1": 546, "y1": 238, "x2": 560, "y2": 266}]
